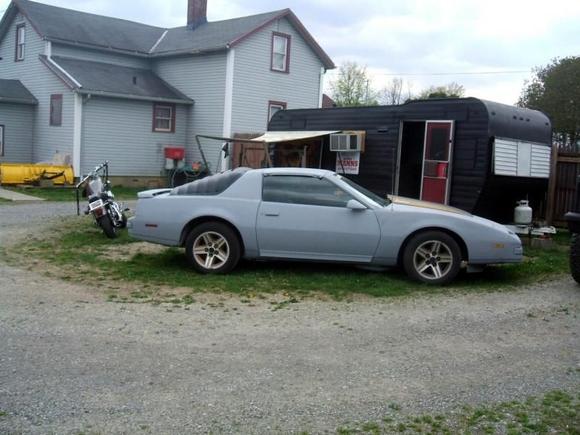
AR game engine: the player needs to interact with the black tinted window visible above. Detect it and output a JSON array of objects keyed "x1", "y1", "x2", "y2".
[
  {"x1": 263, "y1": 176, "x2": 353, "y2": 207},
  {"x1": 170, "y1": 168, "x2": 250, "y2": 196}
]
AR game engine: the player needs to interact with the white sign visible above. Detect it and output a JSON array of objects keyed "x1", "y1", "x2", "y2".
[{"x1": 336, "y1": 152, "x2": 360, "y2": 175}]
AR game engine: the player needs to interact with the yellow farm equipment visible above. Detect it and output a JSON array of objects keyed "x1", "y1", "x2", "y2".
[{"x1": 0, "y1": 163, "x2": 74, "y2": 186}]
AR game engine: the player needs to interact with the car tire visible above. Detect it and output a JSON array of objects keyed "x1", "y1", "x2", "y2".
[
  {"x1": 185, "y1": 222, "x2": 241, "y2": 274},
  {"x1": 570, "y1": 233, "x2": 580, "y2": 284},
  {"x1": 403, "y1": 231, "x2": 462, "y2": 285}
]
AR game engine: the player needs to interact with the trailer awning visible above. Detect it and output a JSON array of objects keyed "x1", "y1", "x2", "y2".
[{"x1": 252, "y1": 131, "x2": 339, "y2": 143}]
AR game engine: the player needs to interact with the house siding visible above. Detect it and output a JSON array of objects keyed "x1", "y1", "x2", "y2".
[
  {"x1": 230, "y1": 17, "x2": 324, "y2": 134},
  {"x1": 52, "y1": 43, "x2": 151, "y2": 69},
  {"x1": 0, "y1": 8, "x2": 330, "y2": 177},
  {"x1": 153, "y1": 52, "x2": 227, "y2": 172},
  {"x1": 81, "y1": 97, "x2": 189, "y2": 176},
  {"x1": 0, "y1": 12, "x2": 74, "y2": 163},
  {"x1": 0, "y1": 103, "x2": 35, "y2": 162}
]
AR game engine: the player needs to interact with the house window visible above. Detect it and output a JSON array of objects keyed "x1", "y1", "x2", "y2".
[
  {"x1": 268, "y1": 101, "x2": 287, "y2": 121},
  {"x1": 15, "y1": 23, "x2": 25, "y2": 61},
  {"x1": 153, "y1": 103, "x2": 175, "y2": 133},
  {"x1": 0, "y1": 125, "x2": 4, "y2": 156},
  {"x1": 271, "y1": 32, "x2": 290, "y2": 72},
  {"x1": 50, "y1": 94, "x2": 63, "y2": 126}
]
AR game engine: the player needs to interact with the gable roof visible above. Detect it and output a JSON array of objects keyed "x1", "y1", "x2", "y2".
[
  {"x1": 0, "y1": 79, "x2": 38, "y2": 104},
  {"x1": 41, "y1": 56, "x2": 193, "y2": 105},
  {"x1": 154, "y1": 10, "x2": 286, "y2": 56},
  {"x1": 0, "y1": 0, "x2": 334, "y2": 68},
  {"x1": 8, "y1": 0, "x2": 165, "y2": 54}
]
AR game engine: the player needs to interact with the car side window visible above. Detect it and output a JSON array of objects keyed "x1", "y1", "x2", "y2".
[{"x1": 262, "y1": 175, "x2": 354, "y2": 208}]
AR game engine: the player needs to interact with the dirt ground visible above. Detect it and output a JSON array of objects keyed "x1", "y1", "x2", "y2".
[{"x1": 0, "y1": 203, "x2": 578, "y2": 434}]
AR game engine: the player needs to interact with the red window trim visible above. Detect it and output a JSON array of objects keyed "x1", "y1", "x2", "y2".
[
  {"x1": 268, "y1": 100, "x2": 287, "y2": 123},
  {"x1": 50, "y1": 94, "x2": 63, "y2": 127},
  {"x1": 152, "y1": 103, "x2": 176, "y2": 133},
  {"x1": 270, "y1": 32, "x2": 291, "y2": 73},
  {"x1": 15, "y1": 23, "x2": 25, "y2": 62}
]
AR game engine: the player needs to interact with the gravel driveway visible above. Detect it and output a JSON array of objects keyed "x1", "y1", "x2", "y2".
[{"x1": 0, "y1": 202, "x2": 578, "y2": 434}]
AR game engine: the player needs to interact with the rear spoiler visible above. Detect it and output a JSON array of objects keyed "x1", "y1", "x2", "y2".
[{"x1": 138, "y1": 188, "x2": 172, "y2": 199}]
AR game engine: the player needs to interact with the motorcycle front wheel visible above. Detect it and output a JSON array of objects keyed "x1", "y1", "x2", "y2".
[{"x1": 98, "y1": 215, "x2": 118, "y2": 239}]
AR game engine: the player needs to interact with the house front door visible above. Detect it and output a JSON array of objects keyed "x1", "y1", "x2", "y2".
[{"x1": 420, "y1": 121, "x2": 454, "y2": 204}]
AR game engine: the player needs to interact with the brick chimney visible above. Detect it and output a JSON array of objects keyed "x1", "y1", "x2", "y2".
[{"x1": 188, "y1": 0, "x2": 207, "y2": 29}]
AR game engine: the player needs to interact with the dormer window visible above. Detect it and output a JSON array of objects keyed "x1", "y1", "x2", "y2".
[
  {"x1": 15, "y1": 23, "x2": 26, "y2": 61},
  {"x1": 271, "y1": 32, "x2": 290, "y2": 73}
]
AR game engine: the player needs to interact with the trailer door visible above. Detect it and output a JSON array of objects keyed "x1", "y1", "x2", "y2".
[{"x1": 420, "y1": 121, "x2": 454, "y2": 204}]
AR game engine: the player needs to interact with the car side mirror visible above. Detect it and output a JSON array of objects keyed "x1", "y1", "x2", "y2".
[{"x1": 347, "y1": 199, "x2": 367, "y2": 211}]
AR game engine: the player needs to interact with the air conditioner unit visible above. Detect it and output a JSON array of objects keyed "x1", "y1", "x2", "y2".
[{"x1": 330, "y1": 132, "x2": 365, "y2": 152}]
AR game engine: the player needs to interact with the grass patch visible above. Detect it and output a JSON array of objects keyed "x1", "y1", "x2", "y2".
[
  {"x1": 334, "y1": 390, "x2": 579, "y2": 434},
  {"x1": 3, "y1": 186, "x2": 143, "y2": 202},
  {"x1": 3, "y1": 216, "x2": 572, "y2": 302}
]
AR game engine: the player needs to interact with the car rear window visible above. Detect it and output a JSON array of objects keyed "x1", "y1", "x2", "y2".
[{"x1": 170, "y1": 168, "x2": 250, "y2": 196}]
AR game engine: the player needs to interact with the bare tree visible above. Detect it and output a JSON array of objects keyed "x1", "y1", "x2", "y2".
[
  {"x1": 380, "y1": 78, "x2": 404, "y2": 105},
  {"x1": 330, "y1": 61, "x2": 379, "y2": 107},
  {"x1": 379, "y1": 78, "x2": 414, "y2": 105}
]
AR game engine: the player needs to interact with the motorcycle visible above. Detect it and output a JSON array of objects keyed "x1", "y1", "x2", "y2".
[{"x1": 76, "y1": 162, "x2": 128, "y2": 239}]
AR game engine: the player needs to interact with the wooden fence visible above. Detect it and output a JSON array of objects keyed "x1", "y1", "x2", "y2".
[{"x1": 547, "y1": 147, "x2": 580, "y2": 226}]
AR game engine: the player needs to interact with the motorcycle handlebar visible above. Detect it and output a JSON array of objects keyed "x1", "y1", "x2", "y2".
[{"x1": 75, "y1": 161, "x2": 109, "y2": 188}]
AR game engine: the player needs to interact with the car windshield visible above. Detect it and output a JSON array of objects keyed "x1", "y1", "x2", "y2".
[{"x1": 337, "y1": 175, "x2": 391, "y2": 207}]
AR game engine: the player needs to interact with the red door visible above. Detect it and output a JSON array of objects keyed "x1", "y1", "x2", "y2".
[{"x1": 420, "y1": 121, "x2": 454, "y2": 204}]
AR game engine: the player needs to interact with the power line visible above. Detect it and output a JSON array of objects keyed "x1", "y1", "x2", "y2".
[{"x1": 326, "y1": 70, "x2": 531, "y2": 77}]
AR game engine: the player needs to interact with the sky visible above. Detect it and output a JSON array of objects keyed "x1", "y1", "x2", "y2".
[{"x1": 2, "y1": 0, "x2": 579, "y2": 105}]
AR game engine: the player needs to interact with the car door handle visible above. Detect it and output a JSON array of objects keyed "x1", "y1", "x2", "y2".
[{"x1": 264, "y1": 212, "x2": 280, "y2": 217}]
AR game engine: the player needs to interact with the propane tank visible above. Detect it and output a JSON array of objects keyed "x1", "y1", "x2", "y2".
[{"x1": 514, "y1": 200, "x2": 533, "y2": 225}]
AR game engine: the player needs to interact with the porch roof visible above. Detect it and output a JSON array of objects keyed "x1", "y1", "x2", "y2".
[
  {"x1": 42, "y1": 56, "x2": 194, "y2": 105},
  {"x1": 253, "y1": 131, "x2": 340, "y2": 143},
  {"x1": 0, "y1": 79, "x2": 37, "y2": 105}
]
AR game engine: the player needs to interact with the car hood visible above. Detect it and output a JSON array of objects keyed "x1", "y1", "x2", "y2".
[{"x1": 387, "y1": 195, "x2": 471, "y2": 216}]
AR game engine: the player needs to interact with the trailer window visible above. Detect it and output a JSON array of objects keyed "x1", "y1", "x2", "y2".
[{"x1": 494, "y1": 137, "x2": 550, "y2": 178}]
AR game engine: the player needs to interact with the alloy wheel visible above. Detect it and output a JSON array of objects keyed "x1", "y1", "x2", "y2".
[
  {"x1": 192, "y1": 231, "x2": 230, "y2": 270},
  {"x1": 412, "y1": 240, "x2": 454, "y2": 281}
]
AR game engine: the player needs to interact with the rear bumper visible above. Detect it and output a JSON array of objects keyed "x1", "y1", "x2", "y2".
[{"x1": 128, "y1": 217, "x2": 177, "y2": 247}]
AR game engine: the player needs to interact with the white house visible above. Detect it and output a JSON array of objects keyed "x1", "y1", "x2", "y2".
[{"x1": 0, "y1": 0, "x2": 334, "y2": 182}]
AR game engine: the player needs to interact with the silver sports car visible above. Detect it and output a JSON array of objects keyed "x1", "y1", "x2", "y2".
[{"x1": 128, "y1": 167, "x2": 523, "y2": 284}]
